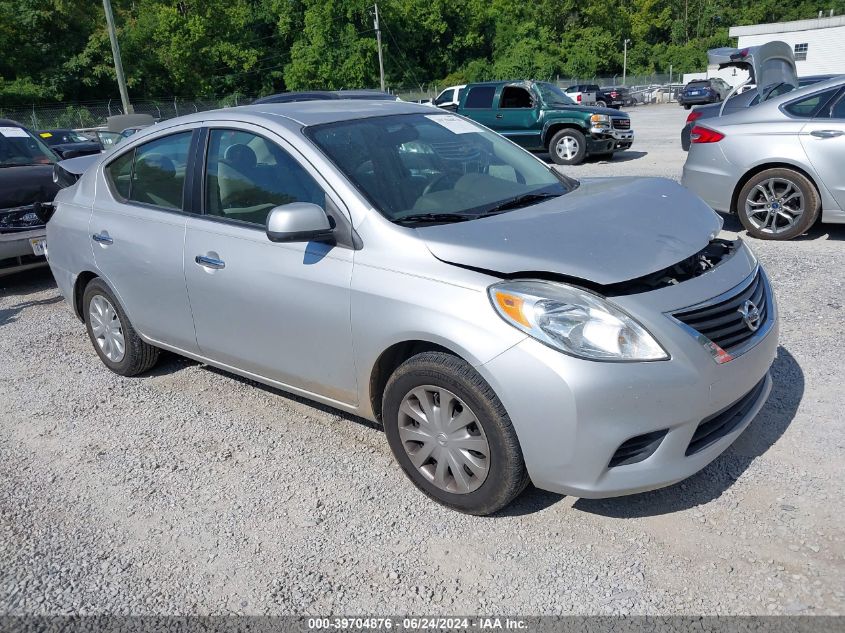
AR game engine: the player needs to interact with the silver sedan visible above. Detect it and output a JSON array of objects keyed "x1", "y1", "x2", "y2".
[
  {"x1": 46, "y1": 101, "x2": 777, "y2": 514},
  {"x1": 682, "y1": 76, "x2": 845, "y2": 240}
]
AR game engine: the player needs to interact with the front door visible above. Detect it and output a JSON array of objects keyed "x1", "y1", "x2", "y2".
[
  {"x1": 90, "y1": 127, "x2": 199, "y2": 352},
  {"x1": 183, "y1": 125, "x2": 357, "y2": 405},
  {"x1": 496, "y1": 84, "x2": 542, "y2": 148},
  {"x1": 800, "y1": 89, "x2": 845, "y2": 209}
]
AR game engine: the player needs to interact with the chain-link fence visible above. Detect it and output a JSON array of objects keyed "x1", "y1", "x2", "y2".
[{"x1": 0, "y1": 97, "x2": 259, "y2": 131}]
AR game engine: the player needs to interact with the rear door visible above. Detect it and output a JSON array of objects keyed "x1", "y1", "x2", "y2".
[
  {"x1": 800, "y1": 88, "x2": 845, "y2": 209},
  {"x1": 91, "y1": 126, "x2": 200, "y2": 352},
  {"x1": 460, "y1": 85, "x2": 500, "y2": 130}
]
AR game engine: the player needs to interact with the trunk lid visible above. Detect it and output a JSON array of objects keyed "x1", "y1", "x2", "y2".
[{"x1": 707, "y1": 41, "x2": 798, "y2": 102}]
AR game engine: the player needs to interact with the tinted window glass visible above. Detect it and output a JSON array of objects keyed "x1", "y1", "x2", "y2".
[
  {"x1": 205, "y1": 129, "x2": 325, "y2": 226},
  {"x1": 0, "y1": 125, "x2": 56, "y2": 167},
  {"x1": 784, "y1": 89, "x2": 838, "y2": 118},
  {"x1": 464, "y1": 86, "x2": 495, "y2": 108},
  {"x1": 106, "y1": 150, "x2": 134, "y2": 199},
  {"x1": 128, "y1": 132, "x2": 192, "y2": 210},
  {"x1": 434, "y1": 89, "x2": 454, "y2": 105}
]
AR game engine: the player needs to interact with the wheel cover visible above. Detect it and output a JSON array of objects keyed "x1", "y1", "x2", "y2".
[
  {"x1": 397, "y1": 385, "x2": 490, "y2": 494},
  {"x1": 89, "y1": 294, "x2": 126, "y2": 363},
  {"x1": 744, "y1": 177, "x2": 805, "y2": 235},
  {"x1": 555, "y1": 135, "x2": 579, "y2": 161}
]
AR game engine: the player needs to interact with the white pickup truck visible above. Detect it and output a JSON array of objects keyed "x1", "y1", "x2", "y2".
[{"x1": 563, "y1": 84, "x2": 598, "y2": 106}]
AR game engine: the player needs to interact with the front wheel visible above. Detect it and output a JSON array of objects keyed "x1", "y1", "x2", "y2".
[
  {"x1": 382, "y1": 352, "x2": 529, "y2": 515},
  {"x1": 736, "y1": 168, "x2": 820, "y2": 240},
  {"x1": 548, "y1": 128, "x2": 587, "y2": 166}
]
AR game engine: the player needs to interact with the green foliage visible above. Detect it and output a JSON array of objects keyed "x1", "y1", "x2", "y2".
[{"x1": 1, "y1": 0, "x2": 844, "y2": 104}]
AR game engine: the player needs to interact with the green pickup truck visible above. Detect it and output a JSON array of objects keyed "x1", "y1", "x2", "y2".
[{"x1": 455, "y1": 80, "x2": 634, "y2": 165}]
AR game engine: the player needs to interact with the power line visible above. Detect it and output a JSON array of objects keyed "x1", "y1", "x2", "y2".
[{"x1": 380, "y1": 14, "x2": 422, "y2": 89}]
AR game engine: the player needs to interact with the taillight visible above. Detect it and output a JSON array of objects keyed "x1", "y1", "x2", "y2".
[
  {"x1": 576, "y1": 94, "x2": 582, "y2": 103},
  {"x1": 610, "y1": 91, "x2": 618, "y2": 98},
  {"x1": 690, "y1": 125, "x2": 724, "y2": 144},
  {"x1": 686, "y1": 110, "x2": 703, "y2": 124}
]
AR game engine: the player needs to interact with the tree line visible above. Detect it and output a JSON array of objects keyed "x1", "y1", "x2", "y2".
[{"x1": 1, "y1": 0, "x2": 842, "y2": 105}]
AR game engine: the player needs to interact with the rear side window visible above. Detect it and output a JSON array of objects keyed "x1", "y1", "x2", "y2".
[
  {"x1": 783, "y1": 89, "x2": 839, "y2": 118},
  {"x1": 464, "y1": 86, "x2": 495, "y2": 109},
  {"x1": 129, "y1": 132, "x2": 192, "y2": 210},
  {"x1": 106, "y1": 150, "x2": 133, "y2": 199},
  {"x1": 831, "y1": 94, "x2": 845, "y2": 119}
]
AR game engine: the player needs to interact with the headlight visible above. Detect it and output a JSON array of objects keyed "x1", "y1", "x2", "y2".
[
  {"x1": 489, "y1": 281, "x2": 668, "y2": 361},
  {"x1": 590, "y1": 114, "x2": 610, "y2": 126}
]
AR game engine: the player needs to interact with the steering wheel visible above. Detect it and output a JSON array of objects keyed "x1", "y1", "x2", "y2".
[{"x1": 423, "y1": 172, "x2": 461, "y2": 196}]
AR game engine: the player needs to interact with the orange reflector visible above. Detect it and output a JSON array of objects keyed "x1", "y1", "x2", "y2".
[{"x1": 494, "y1": 291, "x2": 530, "y2": 327}]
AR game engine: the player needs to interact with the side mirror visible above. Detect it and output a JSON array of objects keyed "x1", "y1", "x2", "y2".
[
  {"x1": 266, "y1": 202, "x2": 335, "y2": 243},
  {"x1": 59, "y1": 148, "x2": 85, "y2": 160}
]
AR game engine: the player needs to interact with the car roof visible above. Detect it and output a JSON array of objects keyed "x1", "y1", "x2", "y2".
[
  {"x1": 231, "y1": 99, "x2": 433, "y2": 127},
  {"x1": 0, "y1": 118, "x2": 24, "y2": 127}
]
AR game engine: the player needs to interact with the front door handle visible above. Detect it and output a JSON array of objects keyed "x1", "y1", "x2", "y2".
[
  {"x1": 495, "y1": 114, "x2": 504, "y2": 119},
  {"x1": 92, "y1": 232, "x2": 113, "y2": 245},
  {"x1": 810, "y1": 129, "x2": 844, "y2": 138},
  {"x1": 195, "y1": 254, "x2": 225, "y2": 270}
]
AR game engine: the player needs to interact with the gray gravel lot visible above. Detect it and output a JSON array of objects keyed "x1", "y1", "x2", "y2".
[{"x1": 1, "y1": 103, "x2": 844, "y2": 616}]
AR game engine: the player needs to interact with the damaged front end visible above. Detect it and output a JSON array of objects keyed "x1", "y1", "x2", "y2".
[{"x1": 0, "y1": 203, "x2": 46, "y2": 233}]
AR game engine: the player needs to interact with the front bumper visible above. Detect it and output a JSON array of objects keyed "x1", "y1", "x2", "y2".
[
  {"x1": 589, "y1": 126, "x2": 635, "y2": 151},
  {"x1": 0, "y1": 228, "x2": 48, "y2": 276},
  {"x1": 478, "y1": 247, "x2": 778, "y2": 498}
]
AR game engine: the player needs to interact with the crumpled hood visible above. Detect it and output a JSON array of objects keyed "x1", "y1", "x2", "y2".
[
  {"x1": 418, "y1": 177, "x2": 722, "y2": 286},
  {"x1": 0, "y1": 164, "x2": 59, "y2": 209}
]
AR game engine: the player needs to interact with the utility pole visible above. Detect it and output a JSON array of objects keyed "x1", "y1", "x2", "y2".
[
  {"x1": 373, "y1": 3, "x2": 385, "y2": 92},
  {"x1": 623, "y1": 38, "x2": 631, "y2": 86},
  {"x1": 103, "y1": 0, "x2": 133, "y2": 114}
]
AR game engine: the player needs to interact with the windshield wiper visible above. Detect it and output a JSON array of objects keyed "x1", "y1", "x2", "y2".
[
  {"x1": 481, "y1": 192, "x2": 562, "y2": 215},
  {"x1": 393, "y1": 213, "x2": 479, "y2": 226}
]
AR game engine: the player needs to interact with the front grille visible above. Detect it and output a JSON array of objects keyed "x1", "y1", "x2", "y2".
[
  {"x1": 608, "y1": 429, "x2": 668, "y2": 468},
  {"x1": 612, "y1": 118, "x2": 630, "y2": 130},
  {"x1": 686, "y1": 377, "x2": 768, "y2": 456},
  {"x1": 673, "y1": 269, "x2": 769, "y2": 354}
]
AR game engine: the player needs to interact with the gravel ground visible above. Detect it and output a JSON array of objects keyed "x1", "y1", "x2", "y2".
[{"x1": 1, "y1": 103, "x2": 844, "y2": 616}]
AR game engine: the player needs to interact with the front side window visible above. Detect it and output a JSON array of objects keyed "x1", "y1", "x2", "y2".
[
  {"x1": 464, "y1": 86, "x2": 496, "y2": 109},
  {"x1": 128, "y1": 132, "x2": 192, "y2": 210},
  {"x1": 204, "y1": 129, "x2": 325, "y2": 226},
  {"x1": 308, "y1": 113, "x2": 575, "y2": 225},
  {"x1": 434, "y1": 89, "x2": 454, "y2": 105},
  {"x1": 500, "y1": 86, "x2": 534, "y2": 109},
  {"x1": 783, "y1": 89, "x2": 839, "y2": 118}
]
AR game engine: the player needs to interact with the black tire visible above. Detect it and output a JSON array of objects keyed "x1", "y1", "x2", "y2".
[
  {"x1": 596, "y1": 100, "x2": 607, "y2": 108},
  {"x1": 548, "y1": 128, "x2": 587, "y2": 166},
  {"x1": 382, "y1": 351, "x2": 529, "y2": 515},
  {"x1": 684, "y1": 104, "x2": 691, "y2": 110},
  {"x1": 736, "y1": 168, "x2": 820, "y2": 241},
  {"x1": 82, "y1": 278, "x2": 159, "y2": 376}
]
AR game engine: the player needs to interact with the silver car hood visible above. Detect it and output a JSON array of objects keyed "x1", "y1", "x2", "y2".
[{"x1": 418, "y1": 177, "x2": 723, "y2": 286}]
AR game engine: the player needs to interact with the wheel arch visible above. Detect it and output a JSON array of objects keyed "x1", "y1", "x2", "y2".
[
  {"x1": 72, "y1": 271, "x2": 99, "y2": 321},
  {"x1": 542, "y1": 121, "x2": 586, "y2": 148},
  {"x1": 368, "y1": 339, "x2": 470, "y2": 423},
  {"x1": 730, "y1": 162, "x2": 823, "y2": 215}
]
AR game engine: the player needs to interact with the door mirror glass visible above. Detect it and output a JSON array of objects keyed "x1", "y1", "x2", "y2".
[{"x1": 266, "y1": 202, "x2": 334, "y2": 243}]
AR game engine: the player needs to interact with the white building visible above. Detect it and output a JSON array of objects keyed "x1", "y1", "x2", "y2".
[{"x1": 729, "y1": 14, "x2": 845, "y2": 76}]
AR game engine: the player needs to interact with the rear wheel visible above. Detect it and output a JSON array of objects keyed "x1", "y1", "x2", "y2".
[
  {"x1": 596, "y1": 100, "x2": 607, "y2": 108},
  {"x1": 382, "y1": 351, "x2": 529, "y2": 515},
  {"x1": 548, "y1": 128, "x2": 587, "y2": 166},
  {"x1": 736, "y1": 168, "x2": 820, "y2": 240},
  {"x1": 83, "y1": 278, "x2": 159, "y2": 376}
]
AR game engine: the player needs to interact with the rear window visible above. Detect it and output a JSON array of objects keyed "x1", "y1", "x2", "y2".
[{"x1": 464, "y1": 86, "x2": 496, "y2": 109}]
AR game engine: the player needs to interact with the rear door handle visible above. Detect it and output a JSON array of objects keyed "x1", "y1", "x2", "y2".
[
  {"x1": 195, "y1": 254, "x2": 225, "y2": 270},
  {"x1": 495, "y1": 114, "x2": 504, "y2": 119},
  {"x1": 92, "y1": 232, "x2": 113, "y2": 245},
  {"x1": 810, "y1": 129, "x2": 844, "y2": 138}
]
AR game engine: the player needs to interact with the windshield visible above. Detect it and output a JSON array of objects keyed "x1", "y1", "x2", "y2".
[
  {"x1": 308, "y1": 113, "x2": 574, "y2": 223},
  {"x1": 0, "y1": 126, "x2": 57, "y2": 167},
  {"x1": 535, "y1": 82, "x2": 576, "y2": 106}
]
